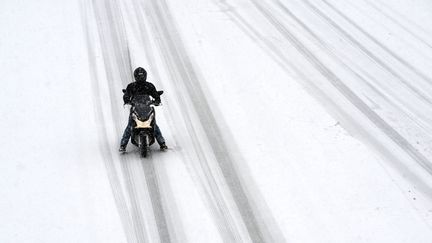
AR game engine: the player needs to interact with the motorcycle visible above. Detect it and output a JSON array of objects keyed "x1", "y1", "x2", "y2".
[{"x1": 123, "y1": 90, "x2": 163, "y2": 157}]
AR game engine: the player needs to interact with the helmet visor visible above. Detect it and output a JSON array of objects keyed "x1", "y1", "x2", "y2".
[{"x1": 136, "y1": 72, "x2": 146, "y2": 81}]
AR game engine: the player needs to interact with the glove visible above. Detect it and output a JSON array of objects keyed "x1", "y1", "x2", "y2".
[
  {"x1": 123, "y1": 93, "x2": 131, "y2": 104},
  {"x1": 154, "y1": 98, "x2": 161, "y2": 106}
]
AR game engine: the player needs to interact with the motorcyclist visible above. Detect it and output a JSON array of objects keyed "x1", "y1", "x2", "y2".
[{"x1": 119, "y1": 67, "x2": 168, "y2": 152}]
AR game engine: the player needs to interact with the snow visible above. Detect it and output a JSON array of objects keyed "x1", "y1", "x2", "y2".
[
  {"x1": 1, "y1": 0, "x2": 432, "y2": 242},
  {"x1": 0, "y1": 0, "x2": 126, "y2": 242}
]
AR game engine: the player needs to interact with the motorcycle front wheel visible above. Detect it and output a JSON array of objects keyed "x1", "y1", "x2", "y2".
[{"x1": 138, "y1": 133, "x2": 148, "y2": 158}]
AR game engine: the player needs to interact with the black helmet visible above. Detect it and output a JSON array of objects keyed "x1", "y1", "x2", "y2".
[{"x1": 134, "y1": 67, "x2": 147, "y2": 82}]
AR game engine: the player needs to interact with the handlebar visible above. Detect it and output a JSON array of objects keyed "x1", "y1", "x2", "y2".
[
  {"x1": 122, "y1": 89, "x2": 164, "y2": 106},
  {"x1": 125, "y1": 99, "x2": 161, "y2": 106}
]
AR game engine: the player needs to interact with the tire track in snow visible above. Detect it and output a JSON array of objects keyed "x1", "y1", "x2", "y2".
[
  {"x1": 316, "y1": 0, "x2": 432, "y2": 120},
  {"x1": 297, "y1": 0, "x2": 432, "y2": 106},
  {"x1": 211, "y1": 0, "x2": 432, "y2": 229},
  {"x1": 89, "y1": 1, "x2": 151, "y2": 241},
  {"x1": 127, "y1": 1, "x2": 244, "y2": 236},
  {"x1": 86, "y1": 1, "x2": 150, "y2": 241},
  {"x1": 211, "y1": 0, "x2": 432, "y2": 197},
  {"x1": 117, "y1": 3, "x2": 183, "y2": 240},
  {"x1": 117, "y1": 2, "x2": 191, "y2": 241},
  {"x1": 358, "y1": 0, "x2": 432, "y2": 49},
  {"x1": 142, "y1": 154, "x2": 172, "y2": 243},
  {"x1": 118, "y1": 7, "x2": 217, "y2": 242},
  {"x1": 252, "y1": 0, "x2": 432, "y2": 176},
  {"x1": 273, "y1": 0, "x2": 432, "y2": 146},
  {"x1": 141, "y1": 0, "x2": 286, "y2": 242},
  {"x1": 272, "y1": 0, "x2": 432, "y2": 180},
  {"x1": 139, "y1": 1, "x2": 244, "y2": 241},
  {"x1": 271, "y1": 0, "x2": 432, "y2": 125},
  {"x1": 370, "y1": 0, "x2": 432, "y2": 37},
  {"x1": 273, "y1": 0, "x2": 432, "y2": 130},
  {"x1": 316, "y1": 0, "x2": 432, "y2": 97},
  {"x1": 81, "y1": 1, "x2": 140, "y2": 242},
  {"x1": 294, "y1": 0, "x2": 432, "y2": 168},
  {"x1": 81, "y1": 1, "x2": 145, "y2": 242},
  {"x1": 274, "y1": 0, "x2": 432, "y2": 133},
  {"x1": 83, "y1": 0, "x2": 175, "y2": 242}
]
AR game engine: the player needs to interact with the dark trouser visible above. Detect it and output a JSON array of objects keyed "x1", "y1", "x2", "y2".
[{"x1": 120, "y1": 114, "x2": 165, "y2": 147}]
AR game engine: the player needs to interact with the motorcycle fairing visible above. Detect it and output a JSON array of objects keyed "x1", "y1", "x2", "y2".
[
  {"x1": 132, "y1": 103, "x2": 154, "y2": 121},
  {"x1": 133, "y1": 112, "x2": 154, "y2": 128}
]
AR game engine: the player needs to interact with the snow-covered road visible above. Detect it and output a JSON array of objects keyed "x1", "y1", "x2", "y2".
[{"x1": 2, "y1": 0, "x2": 432, "y2": 242}]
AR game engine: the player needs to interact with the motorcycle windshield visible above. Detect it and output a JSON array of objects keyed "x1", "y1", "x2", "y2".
[
  {"x1": 133, "y1": 95, "x2": 152, "y2": 105},
  {"x1": 132, "y1": 95, "x2": 153, "y2": 120}
]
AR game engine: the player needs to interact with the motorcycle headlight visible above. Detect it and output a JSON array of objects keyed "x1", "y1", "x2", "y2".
[{"x1": 133, "y1": 113, "x2": 154, "y2": 128}]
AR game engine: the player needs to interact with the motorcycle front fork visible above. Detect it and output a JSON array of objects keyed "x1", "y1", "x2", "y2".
[{"x1": 137, "y1": 133, "x2": 149, "y2": 147}]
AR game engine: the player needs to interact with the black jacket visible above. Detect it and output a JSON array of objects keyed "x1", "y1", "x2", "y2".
[{"x1": 123, "y1": 81, "x2": 161, "y2": 104}]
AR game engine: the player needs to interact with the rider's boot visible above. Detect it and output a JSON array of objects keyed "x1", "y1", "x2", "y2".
[{"x1": 159, "y1": 142, "x2": 168, "y2": 151}]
